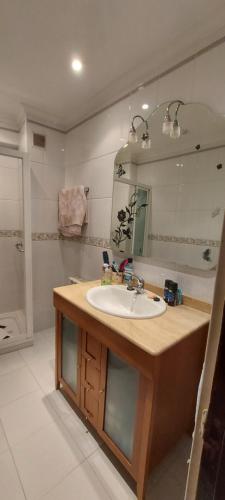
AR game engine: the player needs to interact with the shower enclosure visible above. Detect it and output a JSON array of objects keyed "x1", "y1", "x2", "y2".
[{"x1": 0, "y1": 147, "x2": 33, "y2": 353}]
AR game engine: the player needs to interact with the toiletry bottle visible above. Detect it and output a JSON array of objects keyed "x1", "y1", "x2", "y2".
[
  {"x1": 164, "y1": 279, "x2": 173, "y2": 303},
  {"x1": 177, "y1": 288, "x2": 183, "y2": 305},
  {"x1": 101, "y1": 264, "x2": 112, "y2": 285},
  {"x1": 119, "y1": 258, "x2": 129, "y2": 273},
  {"x1": 167, "y1": 281, "x2": 178, "y2": 306},
  {"x1": 123, "y1": 258, "x2": 133, "y2": 285}
]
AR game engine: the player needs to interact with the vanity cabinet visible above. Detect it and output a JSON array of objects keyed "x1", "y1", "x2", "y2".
[{"x1": 54, "y1": 289, "x2": 209, "y2": 500}]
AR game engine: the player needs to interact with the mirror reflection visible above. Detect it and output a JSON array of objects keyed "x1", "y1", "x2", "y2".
[{"x1": 111, "y1": 102, "x2": 225, "y2": 272}]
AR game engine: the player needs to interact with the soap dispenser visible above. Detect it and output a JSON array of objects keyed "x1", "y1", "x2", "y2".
[{"x1": 101, "y1": 264, "x2": 112, "y2": 285}]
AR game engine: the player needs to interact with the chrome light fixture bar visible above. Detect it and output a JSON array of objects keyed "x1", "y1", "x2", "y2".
[
  {"x1": 128, "y1": 115, "x2": 151, "y2": 149},
  {"x1": 128, "y1": 100, "x2": 185, "y2": 150},
  {"x1": 162, "y1": 100, "x2": 184, "y2": 139}
]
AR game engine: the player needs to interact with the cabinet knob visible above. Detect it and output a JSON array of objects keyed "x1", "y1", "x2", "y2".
[
  {"x1": 85, "y1": 382, "x2": 94, "y2": 392},
  {"x1": 99, "y1": 389, "x2": 105, "y2": 394},
  {"x1": 83, "y1": 353, "x2": 95, "y2": 363},
  {"x1": 85, "y1": 409, "x2": 93, "y2": 419}
]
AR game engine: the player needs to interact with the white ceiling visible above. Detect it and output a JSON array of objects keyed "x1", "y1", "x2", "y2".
[{"x1": 0, "y1": 0, "x2": 225, "y2": 131}]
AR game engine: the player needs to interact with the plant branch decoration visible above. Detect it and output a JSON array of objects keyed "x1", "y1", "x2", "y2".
[
  {"x1": 112, "y1": 191, "x2": 148, "y2": 248},
  {"x1": 115, "y1": 163, "x2": 126, "y2": 178}
]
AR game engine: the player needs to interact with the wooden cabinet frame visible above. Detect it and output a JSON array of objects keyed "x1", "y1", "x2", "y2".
[
  {"x1": 55, "y1": 309, "x2": 82, "y2": 407},
  {"x1": 54, "y1": 292, "x2": 208, "y2": 500}
]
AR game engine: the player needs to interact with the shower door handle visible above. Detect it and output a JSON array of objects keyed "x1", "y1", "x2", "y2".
[{"x1": 15, "y1": 242, "x2": 24, "y2": 253}]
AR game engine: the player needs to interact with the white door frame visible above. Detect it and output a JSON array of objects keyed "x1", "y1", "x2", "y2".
[
  {"x1": 185, "y1": 213, "x2": 225, "y2": 499},
  {"x1": 0, "y1": 146, "x2": 33, "y2": 343}
]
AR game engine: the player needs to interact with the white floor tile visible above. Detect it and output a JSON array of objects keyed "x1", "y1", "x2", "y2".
[
  {"x1": 0, "y1": 450, "x2": 25, "y2": 500},
  {"x1": 28, "y1": 357, "x2": 55, "y2": 394},
  {"x1": 12, "y1": 420, "x2": 85, "y2": 500},
  {"x1": 148, "y1": 434, "x2": 191, "y2": 489},
  {"x1": 0, "y1": 421, "x2": 8, "y2": 454},
  {"x1": 0, "y1": 366, "x2": 39, "y2": 408},
  {"x1": 147, "y1": 472, "x2": 185, "y2": 500},
  {"x1": 88, "y1": 449, "x2": 136, "y2": 500},
  {"x1": 43, "y1": 460, "x2": 110, "y2": 500},
  {"x1": 0, "y1": 351, "x2": 25, "y2": 376},
  {"x1": 20, "y1": 331, "x2": 54, "y2": 364},
  {"x1": 64, "y1": 413, "x2": 101, "y2": 458},
  {"x1": 0, "y1": 389, "x2": 53, "y2": 446},
  {"x1": 172, "y1": 456, "x2": 189, "y2": 488},
  {"x1": 46, "y1": 390, "x2": 76, "y2": 420}
]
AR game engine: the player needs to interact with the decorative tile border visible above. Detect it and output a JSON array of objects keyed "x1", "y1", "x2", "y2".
[
  {"x1": 62, "y1": 235, "x2": 111, "y2": 248},
  {"x1": 32, "y1": 232, "x2": 60, "y2": 241},
  {"x1": 32, "y1": 232, "x2": 111, "y2": 248},
  {"x1": 0, "y1": 230, "x2": 23, "y2": 238},
  {"x1": 148, "y1": 233, "x2": 220, "y2": 247},
  {"x1": 0, "y1": 230, "x2": 220, "y2": 249}
]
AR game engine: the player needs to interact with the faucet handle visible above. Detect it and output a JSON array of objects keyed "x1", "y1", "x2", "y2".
[{"x1": 132, "y1": 274, "x2": 145, "y2": 293}]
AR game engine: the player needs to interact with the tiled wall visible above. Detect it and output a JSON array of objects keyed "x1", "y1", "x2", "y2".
[
  {"x1": 64, "y1": 41, "x2": 225, "y2": 303},
  {"x1": 27, "y1": 123, "x2": 67, "y2": 330},
  {"x1": 136, "y1": 148, "x2": 225, "y2": 270},
  {"x1": 0, "y1": 154, "x2": 24, "y2": 313}
]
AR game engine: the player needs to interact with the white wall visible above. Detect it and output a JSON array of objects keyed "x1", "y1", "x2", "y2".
[
  {"x1": 0, "y1": 128, "x2": 19, "y2": 149},
  {"x1": 64, "y1": 42, "x2": 225, "y2": 303},
  {"x1": 27, "y1": 123, "x2": 68, "y2": 330}
]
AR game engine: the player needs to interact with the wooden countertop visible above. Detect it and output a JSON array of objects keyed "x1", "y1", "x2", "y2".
[{"x1": 53, "y1": 281, "x2": 210, "y2": 356}]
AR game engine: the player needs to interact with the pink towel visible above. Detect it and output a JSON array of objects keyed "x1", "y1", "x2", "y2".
[{"x1": 58, "y1": 186, "x2": 88, "y2": 237}]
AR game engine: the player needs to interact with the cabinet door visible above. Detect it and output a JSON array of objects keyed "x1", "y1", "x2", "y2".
[
  {"x1": 60, "y1": 314, "x2": 81, "y2": 404},
  {"x1": 102, "y1": 350, "x2": 140, "y2": 463}
]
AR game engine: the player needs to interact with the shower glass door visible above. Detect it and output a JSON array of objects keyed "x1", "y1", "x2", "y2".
[{"x1": 0, "y1": 151, "x2": 32, "y2": 350}]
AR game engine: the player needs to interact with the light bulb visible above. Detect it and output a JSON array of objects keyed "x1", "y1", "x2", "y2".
[
  {"x1": 71, "y1": 59, "x2": 83, "y2": 72},
  {"x1": 170, "y1": 119, "x2": 181, "y2": 139},
  {"x1": 162, "y1": 111, "x2": 173, "y2": 135},
  {"x1": 128, "y1": 127, "x2": 138, "y2": 144},
  {"x1": 162, "y1": 120, "x2": 173, "y2": 135}
]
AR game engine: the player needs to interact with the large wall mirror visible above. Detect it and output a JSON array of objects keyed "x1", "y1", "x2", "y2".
[{"x1": 111, "y1": 102, "x2": 225, "y2": 274}]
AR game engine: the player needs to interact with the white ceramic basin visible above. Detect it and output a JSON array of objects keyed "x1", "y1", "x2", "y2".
[{"x1": 86, "y1": 285, "x2": 167, "y2": 319}]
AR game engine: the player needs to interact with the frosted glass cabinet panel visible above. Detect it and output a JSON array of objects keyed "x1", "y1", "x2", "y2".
[
  {"x1": 61, "y1": 316, "x2": 79, "y2": 393},
  {"x1": 104, "y1": 351, "x2": 139, "y2": 460}
]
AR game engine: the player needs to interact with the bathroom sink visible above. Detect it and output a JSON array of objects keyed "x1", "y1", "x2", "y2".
[{"x1": 86, "y1": 285, "x2": 167, "y2": 319}]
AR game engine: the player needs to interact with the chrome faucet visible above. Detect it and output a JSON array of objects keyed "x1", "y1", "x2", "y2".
[{"x1": 127, "y1": 274, "x2": 145, "y2": 294}]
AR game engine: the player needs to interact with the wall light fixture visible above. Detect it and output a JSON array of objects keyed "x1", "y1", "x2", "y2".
[
  {"x1": 128, "y1": 100, "x2": 185, "y2": 151},
  {"x1": 162, "y1": 100, "x2": 184, "y2": 138},
  {"x1": 128, "y1": 115, "x2": 151, "y2": 149}
]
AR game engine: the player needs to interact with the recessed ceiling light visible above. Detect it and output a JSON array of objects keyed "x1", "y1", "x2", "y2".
[
  {"x1": 71, "y1": 59, "x2": 83, "y2": 72},
  {"x1": 142, "y1": 104, "x2": 149, "y2": 110}
]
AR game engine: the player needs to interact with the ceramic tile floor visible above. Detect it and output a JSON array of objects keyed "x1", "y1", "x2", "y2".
[{"x1": 0, "y1": 328, "x2": 191, "y2": 500}]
